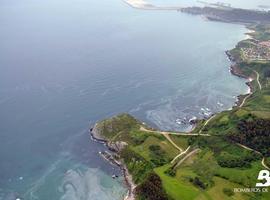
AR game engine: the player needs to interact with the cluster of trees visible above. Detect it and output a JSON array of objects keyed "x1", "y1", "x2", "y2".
[
  {"x1": 164, "y1": 167, "x2": 176, "y2": 177},
  {"x1": 217, "y1": 151, "x2": 258, "y2": 168},
  {"x1": 189, "y1": 177, "x2": 207, "y2": 190},
  {"x1": 136, "y1": 172, "x2": 168, "y2": 200},
  {"x1": 120, "y1": 147, "x2": 153, "y2": 184},
  {"x1": 131, "y1": 133, "x2": 148, "y2": 145},
  {"x1": 228, "y1": 119, "x2": 270, "y2": 157},
  {"x1": 263, "y1": 67, "x2": 270, "y2": 78},
  {"x1": 149, "y1": 145, "x2": 168, "y2": 167}
]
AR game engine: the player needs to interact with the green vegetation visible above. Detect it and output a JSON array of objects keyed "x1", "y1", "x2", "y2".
[
  {"x1": 135, "y1": 172, "x2": 168, "y2": 200},
  {"x1": 94, "y1": 25, "x2": 270, "y2": 200},
  {"x1": 215, "y1": 161, "x2": 263, "y2": 187},
  {"x1": 228, "y1": 119, "x2": 270, "y2": 157},
  {"x1": 248, "y1": 24, "x2": 270, "y2": 41},
  {"x1": 223, "y1": 188, "x2": 234, "y2": 197}
]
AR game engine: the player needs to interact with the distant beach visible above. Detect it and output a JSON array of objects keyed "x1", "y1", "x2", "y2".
[{"x1": 123, "y1": 0, "x2": 182, "y2": 10}]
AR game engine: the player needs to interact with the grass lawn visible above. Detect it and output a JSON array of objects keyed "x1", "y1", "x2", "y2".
[
  {"x1": 133, "y1": 136, "x2": 178, "y2": 161},
  {"x1": 215, "y1": 161, "x2": 263, "y2": 187},
  {"x1": 203, "y1": 177, "x2": 252, "y2": 200},
  {"x1": 251, "y1": 111, "x2": 270, "y2": 119},
  {"x1": 155, "y1": 165, "x2": 201, "y2": 200},
  {"x1": 169, "y1": 135, "x2": 189, "y2": 150}
]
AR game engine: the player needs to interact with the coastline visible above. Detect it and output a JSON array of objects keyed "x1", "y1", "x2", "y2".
[
  {"x1": 123, "y1": 0, "x2": 182, "y2": 10},
  {"x1": 89, "y1": 6, "x2": 258, "y2": 200},
  {"x1": 90, "y1": 125, "x2": 136, "y2": 200},
  {"x1": 89, "y1": 29, "x2": 254, "y2": 199},
  {"x1": 226, "y1": 27, "x2": 256, "y2": 107}
]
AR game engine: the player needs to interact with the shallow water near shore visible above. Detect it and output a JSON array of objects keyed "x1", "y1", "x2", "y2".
[{"x1": 0, "y1": 0, "x2": 252, "y2": 199}]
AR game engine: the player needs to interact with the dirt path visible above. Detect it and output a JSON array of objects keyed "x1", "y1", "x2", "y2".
[
  {"x1": 199, "y1": 115, "x2": 216, "y2": 134},
  {"x1": 262, "y1": 158, "x2": 270, "y2": 170},
  {"x1": 239, "y1": 93, "x2": 252, "y2": 108},
  {"x1": 163, "y1": 133, "x2": 183, "y2": 152},
  {"x1": 254, "y1": 70, "x2": 262, "y2": 90},
  {"x1": 236, "y1": 143, "x2": 261, "y2": 154},
  {"x1": 236, "y1": 143, "x2": 270, "y2": 170},
  {"x1": 171, "y1": 146, "x2": 191, "y2": 164},
  {"x1": 174, "y1": 149, "x2": 200, "y2": 168},
  {"x1": 140, "y1": 127, "x2": 268, "y2": 169},
  {"x1": 140, "y1": 126, "x2": 210, "y2": 137}
]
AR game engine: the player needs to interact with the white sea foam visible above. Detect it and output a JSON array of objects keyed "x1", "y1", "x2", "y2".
[{"x1": 59, "y1": 168, "x2": 126, "y2": 200}]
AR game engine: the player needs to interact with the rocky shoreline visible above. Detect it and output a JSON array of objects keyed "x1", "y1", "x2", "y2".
[
  {"x1": 225, "y1": 46, "x2": 255, "y2": 108},
  {"x1": 90, "y1": 125, "x2": 136, "y2": 200}
]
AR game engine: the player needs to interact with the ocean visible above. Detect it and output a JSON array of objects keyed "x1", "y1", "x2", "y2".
[{"x1": 0, "y1": 0, "x2": 254, "y2": 199}]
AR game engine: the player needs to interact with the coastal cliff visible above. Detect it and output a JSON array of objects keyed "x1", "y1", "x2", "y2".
[
  {"x1": 91, "y1": 114, "x2": 171, "y2": 200},
  {"x1": 90, "y1": 114, "x2": 140, "y2": 200}
]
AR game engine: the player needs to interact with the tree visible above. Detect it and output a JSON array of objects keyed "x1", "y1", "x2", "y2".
[{"x1": 136, "y1": 172, "x2": 168, "y2": 200}]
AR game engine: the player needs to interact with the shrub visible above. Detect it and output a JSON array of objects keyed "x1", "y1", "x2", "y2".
[
  {"x1": 189, "y1": 177, "x2": 207, "y2": 189},
  {"x1": 136, "y1": 172, "x2": 168, "y2": 200},
  {"x1": 228, "y1": 119, "x2": 270, "y2": 157},
  {"x1": 164, "y1": 167, "x2": 176, "y2": 177},
  {"x1": 149, "y1": 145, "x2": 168, "y2": 167},
  {"x1": 120, "y1": 147, "x2": 153, "y2": 184},
  {"x1": 223, "y1": 188, "x2": 234, "y2": 197}
]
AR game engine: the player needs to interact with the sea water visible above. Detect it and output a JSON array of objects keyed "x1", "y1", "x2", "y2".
[{"x1": 0, "y1": 0, "x2": 251, "y2": 199}]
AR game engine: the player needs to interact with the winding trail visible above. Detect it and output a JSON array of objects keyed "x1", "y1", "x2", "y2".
[
  {"x1": 140, "y1": 126, "x2": 268, "y2": 169},
  {"x1": 262, "y1": 158, "x2": 270, "y2": 170},
  {"x1": 163, "y1": 133, "x2": 183, "y2": 152},
  {"x1": 171, "y1": 146, "x2": 190, "y2": 164},
  {"x1": 237, "y1": 143, "x2": 270, "y2": 170},
  {"x1": 239, "y1": 93, "x2": 251, "y2": 107},
  {"x1": 199, "y1": 115, "x2": 216, "y2": 134},
  {"x1": 140, "y1": 126, "x2": 210, "y2": 137},
  {"x1": 254, "y1": 70, "x2": 262, "y2": 90}
]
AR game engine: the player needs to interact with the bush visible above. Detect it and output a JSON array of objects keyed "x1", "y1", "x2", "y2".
[
  {"x1": 136, "y1": 172, "x2": 168, "y2": 200},
  {"x1": 217, "y1": 152, "x2": 250, "y2": 168},
  {"x1": 228, "y1": 119, "x2": 270, "y2": 157},
  {"x1": 189, "y1": 177, "x2": 207, "y2": 189},
  {"x1": 120, "y1": 148, "x2": 153, "y2": 184},
  {"x1": 223, "y1": 188, "x2": 234, "y2": 197},
  {"x1": 264, "y1": 68, "x2": 270, "y2": 78},
  {"x1": 164, "y1": 167, "x2": 176, "y2": 177},
  {"x1": 149, "y1": 145, "x2": 168, "y2": 167}
]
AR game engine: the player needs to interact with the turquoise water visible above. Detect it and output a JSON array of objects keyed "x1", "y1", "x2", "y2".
[{"x1": 0, "y1": 0, "x2": 250, "y2": 199}]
